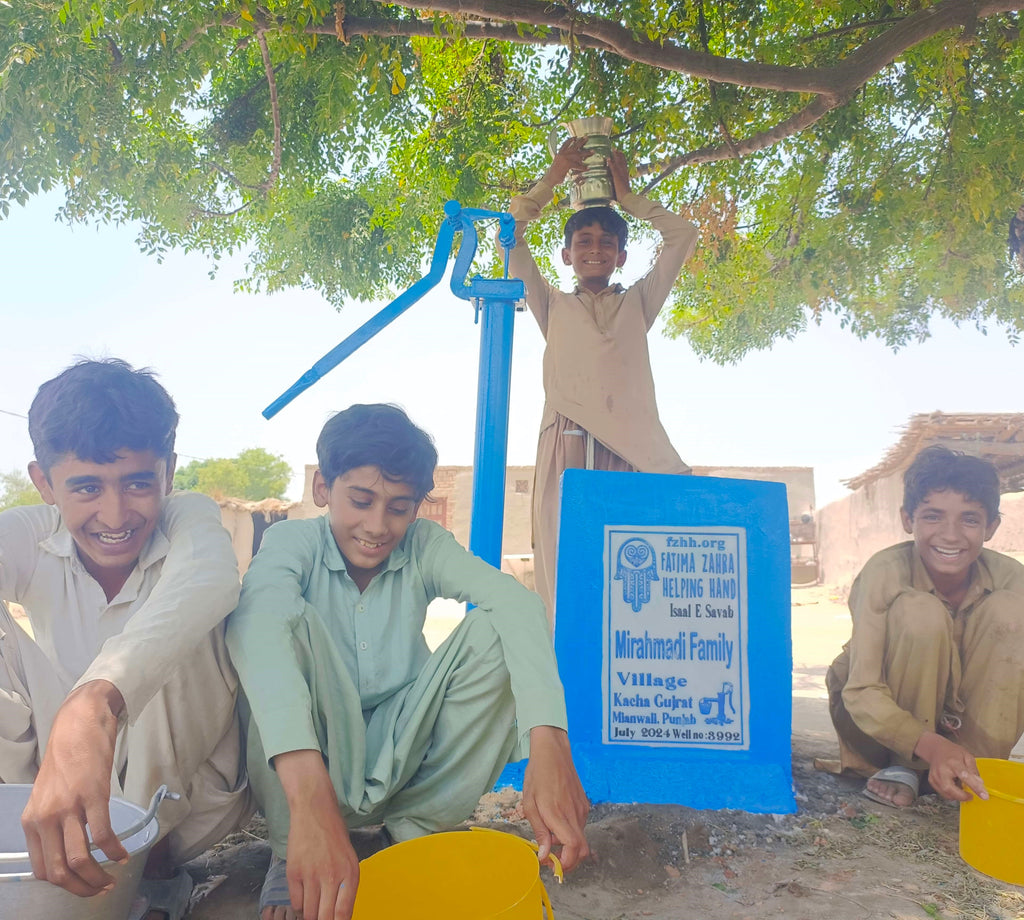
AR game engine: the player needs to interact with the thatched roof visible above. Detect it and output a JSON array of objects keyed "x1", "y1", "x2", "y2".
[
  {"x1": 216, "y1": 496, "x2": 296, "y2": 516},
  {"x1": 844, "y1": 413, "x2": 1024, "y2": 492}
]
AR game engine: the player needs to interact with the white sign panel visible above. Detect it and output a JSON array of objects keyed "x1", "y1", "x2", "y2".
[{"x1": 602, "y1": 526, "x2": 750, "y2": 749}]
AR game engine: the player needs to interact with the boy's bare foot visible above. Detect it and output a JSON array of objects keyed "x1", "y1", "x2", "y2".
[
  {"x1": 262, "y1": 907, "x2": 297, "y2": 920},
  {"x1": 866, "y1": 776, "x2": 916, "y2": 806},
  {"x1": 863, "y1": 766, "x2": 919, "y2": 808},
  {"x1": 258, "y1": 855, "x2": 292, "y2": 920}
]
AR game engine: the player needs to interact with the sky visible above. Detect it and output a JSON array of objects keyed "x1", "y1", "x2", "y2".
[{"x1": 1, "y1": 189, "x2": 1021, "y2": 511}]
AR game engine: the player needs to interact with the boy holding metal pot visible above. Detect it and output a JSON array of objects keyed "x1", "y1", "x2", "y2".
[
  {"x1": 0, "y1": 358, "x2": 250, "y2": 919},
  {"x1": 507, "y1": 138, "x2": 699, "y2": 626}
]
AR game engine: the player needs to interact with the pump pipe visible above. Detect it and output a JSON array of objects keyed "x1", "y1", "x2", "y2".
[{"x1": 262, "y1": 201, "x2": 525, "y2": 568}]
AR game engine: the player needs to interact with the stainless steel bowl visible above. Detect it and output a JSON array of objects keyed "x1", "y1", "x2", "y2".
[{"x1": 0, "y1": 784, "x2": 174, "y2": 920}]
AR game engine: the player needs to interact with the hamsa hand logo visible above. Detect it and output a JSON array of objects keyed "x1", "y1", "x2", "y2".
[{"x1": 614, "y1": 537, "x2": 659, "y2": 612}]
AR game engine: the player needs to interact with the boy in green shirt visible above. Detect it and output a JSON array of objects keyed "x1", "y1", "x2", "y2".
[{"x1": 227, "y1": 404, "x2": 589, "y2": 920}]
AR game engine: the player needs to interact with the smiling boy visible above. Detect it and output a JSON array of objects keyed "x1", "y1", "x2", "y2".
[
  {"x1": 507, "y1": 140, "x2": 698, "y2": 625},
  {"x1": 227, "y1": 403, "x2": 589, "y2": 920},
  {"x1": 0, "y1": 359, "x2": 249, "y2": 920},
  {"x1": 825, "y1": 446, "x2": 1024, "y2": 807}
]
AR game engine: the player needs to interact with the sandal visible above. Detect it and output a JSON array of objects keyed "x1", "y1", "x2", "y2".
[
  {"x1": 862, "y1": 765, "x2": 920, "y2": 808},
  {"x1": 259, "y1": 854, "x2": 291, "y2": 916},
  {"x1": 128, "y1": 868, "x2": 194, "y2": 920}
]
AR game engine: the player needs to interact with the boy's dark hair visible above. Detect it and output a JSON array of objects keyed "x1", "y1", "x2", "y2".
[
  {"x1": 902, "y1": 445, "x2": 1001, "y2": 522},
  {"x1": 317, "y1": 404, "x2": 437, "y2": 501},
  {"x1": 563, "y1": 206, "x2": 628, "y2": 250},
  {"x1": 28, "y1": 358, "x2": 178, "y2": 473}
]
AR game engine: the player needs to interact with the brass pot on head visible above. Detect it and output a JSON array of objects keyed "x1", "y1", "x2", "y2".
[{"x1": 547, "y1": 117, "x2": 615, "y2": 209}]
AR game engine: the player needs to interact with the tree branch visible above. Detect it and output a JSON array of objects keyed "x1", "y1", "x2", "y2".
[
  {"x1": 638, "y1": 92, "x2": 853, "y2": 192},
  {"x1": 366, "y1": 0, "x2": 841, "y2": 92},
  {"x1": 178, "y1": 12, "x2": 243, "y2": 54},
  {"x1": 255, "y1": 29, "x2": 282, "y2": 193},
  {"x1": 923, "y1": 100, "x2": 956, "y2": 202},
  {"x1": 191, "y1": 200, "x2": 254, "y2": 219},
  {"x1": 309, "y1": 14, "x2": 613, "y2": 52},
  {"x1": 698, "y1": 0, "x2": 740, "y2": 158},
  {"x1": 170, "y1": 0, "x2": 1024, "y2": 226},
  {"x1": 522, "y1": 82, "x2": 586, "y2": 128},
  {"x1": 832, "y1": 0, "x2": 1024, "y2": 89},
  {"x1": 347, "y1": 0, "x2": 1024, "y2": 100},
  {"x1": 797, "y1": 16, "x2": 905, "y2": 44}
]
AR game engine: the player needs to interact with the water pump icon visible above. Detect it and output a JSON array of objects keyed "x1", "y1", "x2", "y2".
[{"x1": 699, "y1": 681, "x2": 736, "y2": 726}]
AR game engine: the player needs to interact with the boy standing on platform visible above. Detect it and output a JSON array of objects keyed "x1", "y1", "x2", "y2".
[
  {"x1": 508, "y1": 139, "x2": 698, "y2": 625},
  {"x1": 826, "y1": 446, "x2": 1024, "y2": 807},
  {"x1": 0, "y1": 359, "x2": 249, "y2": 920},
  {"x1": 227, "y1": 403, "x2": 588, "y2": 920}
]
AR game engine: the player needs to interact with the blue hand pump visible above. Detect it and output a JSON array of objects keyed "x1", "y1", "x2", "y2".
[{"x1": 263, "y1": 201, "x2": 525, "y2": 568}]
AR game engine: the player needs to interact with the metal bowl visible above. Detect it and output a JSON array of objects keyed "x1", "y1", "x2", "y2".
[{"x1": 0, "y1": 784, "x2": 167, "y2": 920}]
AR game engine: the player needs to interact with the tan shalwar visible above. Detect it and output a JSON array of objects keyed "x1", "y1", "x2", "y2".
[
  {"x1": 0, "y1": 493, "x2": 251, "y2": 863},
  {"x1": 826, "y1": 543, "x2": 1024, "y2": 777},
  {"x1": 508, "y1": 181, "x2": 698, "y2": 624}
]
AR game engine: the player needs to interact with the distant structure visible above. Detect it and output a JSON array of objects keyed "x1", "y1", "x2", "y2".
[
  {"x1": 217, "y1": 464, "x2": 537, "y2": 585},
  {"x1": 819, "y1": 413, "x2": 1024, "y2": 586},
  {"x1": 217, "y1": 497, "x2": 297, "y2": 576},
  {"x1": 222, "y1": 464, "x2": 818, "y2": 588},
  {"x1": 692, "y1": 466, "x2": 817, "y2": 584},
  {"x1": 844, "y1": 413, "x2": 1024, "y2": 493},
  {"x1": 428, "y1": 464, "x2": 817, "y2": 587}
]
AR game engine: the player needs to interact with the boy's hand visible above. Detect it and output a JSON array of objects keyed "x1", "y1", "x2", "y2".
[
  {"x1": 913, "y1": 731, "x2": 988, "y2": 802},
  {"x1": 21, "y1": 680, "x2": 127, "y2": 898},
  {"x1": 542, "y1": 137, "x2": 590, "y2": 189},
  {"x1": 522, "y1": 726, "x2": 590, "y2": 872},
  {"x1": 607, "y1": 148, "x2": 631, "y2": 201},
  {"x1": 273, "y1": 749, "x2": 359, "y2": 920}
]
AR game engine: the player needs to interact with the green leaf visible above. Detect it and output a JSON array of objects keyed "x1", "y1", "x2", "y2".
[{"x1": 3, "y1": 1, "x2": 1023, "y2": 360}]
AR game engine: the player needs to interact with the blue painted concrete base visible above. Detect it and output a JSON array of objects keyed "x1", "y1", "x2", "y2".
[
  {"x1": 496, "y1": 469, "x2": 795, "y2": 814},
  {"x1": 495, "y1": 759, "x2": 526, "y2": 791}
]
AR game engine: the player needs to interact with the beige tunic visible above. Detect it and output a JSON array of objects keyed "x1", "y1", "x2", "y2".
[
  {"x1": 0, "y1": 494, "x2": 251, "y2": 861},
  {"x1": 509, "y1": 180, "x2": 697, "y2": 471},
  {"x1": 509, "y1": 181, "x2": 698, "y2": 621},
  {"x1": 826, "y1": 543, "x2": 1024, "y2": 775}
]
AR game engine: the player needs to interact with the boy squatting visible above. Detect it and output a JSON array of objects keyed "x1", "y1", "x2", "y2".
[
  {"x1": 825, "y1": 446, "x2": 1024, "y2": 807},
  {"x1": 0, "y1": 359, "x2": 250, "y2": 920},
  {"x1": 226, "y1": 403, "x2": 590, "y2": 920}
]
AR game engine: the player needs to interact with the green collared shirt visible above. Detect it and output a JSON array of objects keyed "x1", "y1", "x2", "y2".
[{"x1": 226, "y1": 515, "x2": 567, "y2": 763}]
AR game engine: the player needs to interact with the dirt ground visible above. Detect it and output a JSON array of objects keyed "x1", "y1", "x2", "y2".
[{"x1": 169, "y1": 583, "x2": 1024, "y2": 920}]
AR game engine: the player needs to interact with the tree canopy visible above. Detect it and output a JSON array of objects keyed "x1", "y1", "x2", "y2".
[
  {"x1": 3, "y1": 1, "x2": 1024, "y2": 360},
  {"x1": 0, "y1": 470, "x2": 42, "y2": 512},
  {"x1": 174, "y1": 447, "x2": 292, "y2": 500}
]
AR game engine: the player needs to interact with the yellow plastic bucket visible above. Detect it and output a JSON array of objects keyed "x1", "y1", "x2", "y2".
[
  {"x1": 351, "y1": 828, "x2": 560, "y2": 919},
  {"x1": 959, "y1": 758, "x2": 1024, "y2": 885}
]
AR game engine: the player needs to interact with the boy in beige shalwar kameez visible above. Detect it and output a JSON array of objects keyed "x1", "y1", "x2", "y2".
[
  {"x1": 824, "y1": 446, "x2": 1024, "y2": 807},
  {"x1": 0, "y1": 359, "x2": 250, "y2": 919},
  {"x1": 508, "y1": 139, "x2": 698, "y2": 625}
]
